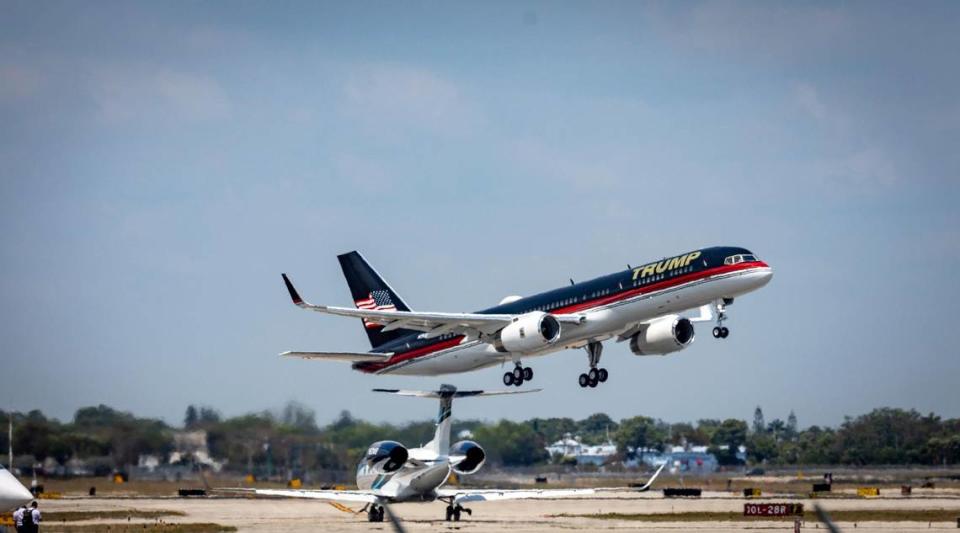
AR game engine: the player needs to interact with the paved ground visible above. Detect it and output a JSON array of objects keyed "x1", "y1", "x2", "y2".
[{"x1": 37, "y1": 493, "x2": 960, "y2": 532}]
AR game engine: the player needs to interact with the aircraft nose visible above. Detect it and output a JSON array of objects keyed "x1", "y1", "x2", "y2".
[
  {"x1": 756, "y1": 264, "x2": 773, "y2": 286},
  {"x1": 0, "y1": 467, "x2": 33, "y2": 511}
]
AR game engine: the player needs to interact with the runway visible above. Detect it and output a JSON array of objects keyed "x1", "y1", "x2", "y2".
[{"x1": 36, "y1": 491, "x2": 960, "y2": 532}]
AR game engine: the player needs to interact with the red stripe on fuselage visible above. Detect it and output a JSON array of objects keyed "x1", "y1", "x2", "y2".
[{"x1": 357, "y1": 261, "x2": 768, "y2": 373}]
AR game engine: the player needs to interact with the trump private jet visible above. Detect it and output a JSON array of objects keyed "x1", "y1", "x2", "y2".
[{"x1": 281, "y1": 246, "x2": 772, "y2": 388}]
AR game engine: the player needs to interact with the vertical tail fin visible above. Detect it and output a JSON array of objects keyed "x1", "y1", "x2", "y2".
[
  {"x1": 337, "y1": 251, "x2": 413, "y2": 349},
  {"x1": 372, "y1": 385, "x2": 541, "y2": 456}
]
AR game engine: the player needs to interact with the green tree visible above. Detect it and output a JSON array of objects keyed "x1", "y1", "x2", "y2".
[
  {"x1": 615, "y1": 416, "x2": 665, "y2": 462},
  {"x1": 709, "y1": 419, "x2": 748, "y2": 465}
]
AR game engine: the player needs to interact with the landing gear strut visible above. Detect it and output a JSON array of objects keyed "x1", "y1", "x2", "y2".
[
  {"x1": 445, "y1": 504, "x2": 471, "y2": 521},
  {"x1": 503, "y1": 362, "x2": 533, "y2": 387},
  {"x1": 367, "y1": 504, "x2": 385, "y2": 522},
  {"x1": 711, "y1": 299, "x2": 731, "y2": 339},
  {"x1": 578, "y1": 341, "x2": 608, "y2": 388}
]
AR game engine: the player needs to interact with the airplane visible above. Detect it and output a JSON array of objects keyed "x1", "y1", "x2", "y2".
[
  {"x1": 0, "y1": 465, "x2": 32, "y2": 511},
  {"x1": 228, "y1": 384, "x2": 665, "y2": 522},
  {"x1": 281, "y1": 246, "x2": 772, "y2": 388}
]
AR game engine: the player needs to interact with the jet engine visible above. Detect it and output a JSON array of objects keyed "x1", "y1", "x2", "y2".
[
  {"x1": 494, "y1": 311, "x2": 561, "y2": 353},
  {"x1": 449, "y1": 440, "x2": 486, "y2": 475},
  {"x1": 362, "y1": 440, "x2": 409, "y2": 474},
  {"x1": 629, "y1": 315, "x2": 695, "y2": 355}
]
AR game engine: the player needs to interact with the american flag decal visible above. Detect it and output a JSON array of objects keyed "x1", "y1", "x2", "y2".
[{"x1": 354, "y1": 290, "x2": 396, "y2": 328}]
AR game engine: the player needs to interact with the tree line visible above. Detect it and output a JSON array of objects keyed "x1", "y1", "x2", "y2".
[{"x1": 1, "y1": 404, "x2": 958, "y2": 477}]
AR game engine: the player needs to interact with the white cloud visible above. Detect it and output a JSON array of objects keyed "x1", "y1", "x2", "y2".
[
  {"x1": 794, "y1": 83, "x2": 827, "y2": 122},
  {"x1": 87, "y1": 64, "x2": 231, "y2": 124},
  {"x1": 816, "y1": 147, "x2": 898, "y2": 191},
  {"x1": 341, "y1": 64, "x2": 482, "y2": 136},
  {"x1": 332, "y1": 153, "x2": 393, "y2": 193}
]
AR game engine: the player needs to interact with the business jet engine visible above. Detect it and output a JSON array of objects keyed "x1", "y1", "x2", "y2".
[
  {"x1": 629, "y1": 315, "x2": 695, "y2": 355},
  {"x1": 363, "y1": 440, "x2": 409, "y2": 474},
  {"x1": 449, "y1": 440, "x2": 486, "y2": 475},
  {"x1": 493, "y1": 311, "x2": 561, "y2": 353}
]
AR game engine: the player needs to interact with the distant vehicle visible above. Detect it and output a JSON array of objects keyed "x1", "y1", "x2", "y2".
[
  {"x1": 282, "y1": 246, "x2": 772, "y2": 388},
  {"x1": 0, "y1": 465, "x2": 32, "y2": 511},
  {"x1": 227, "y1": 384, "x2": 664, "y2": 522},
  {"x1": 746, "y1": 467, "x2": 766, "y2": 476}
]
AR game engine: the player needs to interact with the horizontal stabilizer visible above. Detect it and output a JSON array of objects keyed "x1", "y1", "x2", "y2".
[
  {"x1": 281, "y1": 351, "x2": 392, "y2": 362},
  {"x1": 373, "y1": 383, "x2": 540, "y2": 399}
]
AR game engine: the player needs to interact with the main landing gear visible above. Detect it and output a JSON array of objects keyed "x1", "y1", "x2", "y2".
[
  {"x1": 503, "y1": 362, "x2": 533, "y2": 387},
  {"x1": 366, "y1": 504, "x2": 385, "y2": 522},
  {"x1": 578, "y1": 341, "x2": 609, "y2": 388},
  {"x1": 711, "y1": 298, "x2": 732, "y2": 339},
  {"x1": 445, "y1": 503, "x2": 471, "y2": 521}
]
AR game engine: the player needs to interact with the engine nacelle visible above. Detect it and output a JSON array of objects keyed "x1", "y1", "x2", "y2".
[
  {"x1": 629, "y1": 315, "x2": 695, "y2": 355},
  {"x1": 363, "y1": 440, "x2": 408, "y2": 474},
  {"x1": 494, "y1": 311, "x2": 561, "y2": 353},
  {"x1": 449, "y1": 440, "x2": 486, "y2": 475}
]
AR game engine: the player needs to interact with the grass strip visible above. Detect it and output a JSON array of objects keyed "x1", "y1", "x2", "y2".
[
  {"x1": 43, "y1": 524, "x2": 235, "y2": 532},
  {"x1": 45, "y1": 510, "x2": 187, "y2": 522},
  {"x1": 554, "y1": 509, "x2": 960, "y2": 522}
]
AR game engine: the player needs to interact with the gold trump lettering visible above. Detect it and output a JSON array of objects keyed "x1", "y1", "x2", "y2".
[{"x1": 632, "y1": 251, "x2": 702, "y2": 280}]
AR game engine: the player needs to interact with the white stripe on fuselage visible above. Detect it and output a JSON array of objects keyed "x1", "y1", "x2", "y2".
[{"x1": 376, "y1": 265, "x2": 771, "y2": 376}]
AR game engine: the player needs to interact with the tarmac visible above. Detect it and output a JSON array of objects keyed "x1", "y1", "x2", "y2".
[{"x1": 37, "y1": 491, "x2": 960, "y2": 532}]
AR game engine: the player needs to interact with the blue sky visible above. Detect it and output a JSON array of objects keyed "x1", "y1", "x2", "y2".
[{"x1": 1, "y1": 1, "x2": 958, "y2": 428}]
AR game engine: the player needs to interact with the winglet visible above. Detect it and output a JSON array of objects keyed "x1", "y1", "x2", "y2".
[
  {"x1": 634, "y1": 463, "x2": 666, "y2": 492},
  {"x1": 281, "y1": 273, "x2": 304, "y2": 305}
]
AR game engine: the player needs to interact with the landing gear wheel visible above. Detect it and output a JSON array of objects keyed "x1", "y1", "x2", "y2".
[
  {"x1": 578, "y1": 373, "x2": 589, "y2": 388},
  {"x1": 513, "y1": 366, "x2": 524, "y2": 381},
  {"x1": 522, "y1": 366, "x2": 533, "y2": 381},
  {"x1": 377, "y1": 507, "x2": 385, "y2": 522},
  {"x1": 513, "y1": 375, "x2": 524, "y2": 387},
  {"x1": 503, "y1": 372, "x2": 514, "y2": 386},
  {"x1": 445, "y1": 505, "x2": 453, "y2": 521},
  {"x1": 712, "y1": 326, "x2": 722, "y2": 338},
  {"x1": 720, "y1": 327, "x2": 729, "y2": 338},
  {"x1": 369, "y1": 505, "x2": 384, "y2": 522},
  {"x1": 588, "y1": 375, "x2": 599, "y2": 388},
  {"x1": 588, "y1": 368, "x2": 599, "y2": 381},
  {"x1": 597, "y1": 368, "x2": 608, "y2": 382},
  {"x1": 453, "y1": 506, "x2": 462, "y2": 521}
]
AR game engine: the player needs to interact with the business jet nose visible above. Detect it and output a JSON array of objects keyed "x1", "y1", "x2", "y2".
[{"x1": 0, "y1": 467, "x2": 33, "y2": 511}]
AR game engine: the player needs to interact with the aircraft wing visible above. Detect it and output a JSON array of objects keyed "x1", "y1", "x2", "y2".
[
  {"x1": 440, "y1": 463, "x2": 665, "y2": 505},
  {"x1": 282, "y1": 274, "x2": 585, "y2": 337},
  {"x1": 281, "y1": 351, "x2": 392, "y2": 362},
  {"x1": 440, "y1": 487, "x2": 597, "y2": 504},
  {"x1": 219, "y1": 487, "x2": 378, "y2": 504}
]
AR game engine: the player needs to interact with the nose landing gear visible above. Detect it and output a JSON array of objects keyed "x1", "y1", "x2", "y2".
[
  {"x1": 366, "y1": 504, "x2": 385, "y2": 522},
  {"x1": 712, "y1": 299, "x2": 732, "y2": 339},
  {"x1": 445, "y1": 504, "x2": 471, "y2": 521},
  {"x1": 579, "y1": 341, "x2": 608, "y2": 388},
  {"x1": 503, "y1": 362, "x2": 534, "y2": 387}
]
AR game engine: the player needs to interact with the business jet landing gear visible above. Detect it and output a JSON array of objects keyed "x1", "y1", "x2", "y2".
[
  {"x1": 579, "y1": 342, "x2": 608, "y2": 388},
  {"x1": 711, "y1": 298, "x2": 732, "y2": 339},
  {"x1": 367, "y1": 504, "x2": 385, "y2": 522},
  {"x1": 503, "y1": 362, "x2": 533, "y2": 387},
  {"x1": 445, "y1": 504, "x2": 471, "y2": 521}
]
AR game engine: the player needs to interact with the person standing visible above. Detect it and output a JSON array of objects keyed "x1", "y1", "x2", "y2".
[
  {"x1": 27, "y1": 501, "x2": 40, "y2": 532},
  {"x1": 12, "y1": 504, "x2": 26, "y2": 533},
  {"x1": 19, "y1": 502, "x2": 38, "y2": 533}
]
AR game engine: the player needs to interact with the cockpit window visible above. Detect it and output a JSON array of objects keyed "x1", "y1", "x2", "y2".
[{"x1": 724, "y1": 253, "x2": 759, "y2": 265}]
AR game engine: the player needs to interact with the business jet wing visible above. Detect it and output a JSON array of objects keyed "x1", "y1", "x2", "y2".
[
  {"x1": 218, "y1": 487, "x2": 378, "y2": 504},
  {"x1": 440, "y1": 487, "x2": 597, "y2": 504},
  {"x1": 282, "y1": 274, "x2": 585, "y2": 337},
  {"x1": 281, "y1": 351, "x2": 392, "y2": 362},
  {"x1": 439, "y1": 463, "x2": 665, "y2": 505}
]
